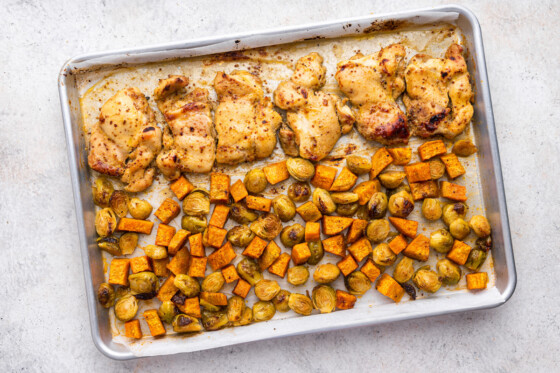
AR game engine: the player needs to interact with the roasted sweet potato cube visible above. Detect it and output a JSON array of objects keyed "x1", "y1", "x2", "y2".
[
  {"x1": 258, "y1": 240, "x2": 281, "y2": 271},
  {"x1": 188, "y1": 233, "x2": 205, "y2": 257},
  {"x1": 336, "y1": 290, "x2": 357, "y2": 310},
  {"x1": 188, "y1": 256, "x2": 207, "y2": 278},
  {"x1": 346, "y1": 219, "x2": 367, "y2": 244},
  {"x1": 246, "y1": 195, "x2": 272, "y2": 212},
  {"x1": 200, "y1": 292, "x2": 228, "y2": 306},
  {"x1": 154, "y1": 198, "x2": 180, "y2": 224},
  {"x1": 296, "y1": 201, "x2": 322, "y2": 222},
  {"x1": 155, "y1": 224, "x2": 176, "y2": 247},
  {"x1": 440, "y1": 181, "x2": 467, "y2": 202},
  {"x1": 143, "y1": 309, "x2": 166, "y2": 337},
  {"x1": 268, "y1": 253, "x2": 290, "y2": 278},
  {"x1": 167, "y1": 247, "x2": 191, "y2": 275},
  {"x1": 361, "y1": 259, "x2": 381, "y2": 282},
  {"x1": 447, "y1": 240, "x2": 472, "y2": 265},
  {"x1": 418, "y1": 140, "x2": 447, "y2": 161},
  {"x1": 409, "y1": 180, "x2": 439, "y2": 201},
  {"x1": 322, "y1": 234, "x2": 346, "y2": 257},
  {"x1": 230, "y1": 179, "x2": 249, "y2": 202},
  {"x1": 117, "y1": 218, "x2": 154, "y2": 235},
  {"x1": 404, "y1": 162, "x2": 431, "y2": 183},
  {"x1": 210, "y1": 172, "x2": 230, "y2": 204},
  {"x1": 108, "y1": 259, "x2": 130, "y2": 286},
  {"x1": 387, "y1": 147, "x2": 412, "y2": 165},
  {"x1": 152, "y1": 258, "x2": 169, "y2": 277},
  {"x1": 311, "y1": 165, "x2": 338, "y2": 190},
  {"x1": 233, "y1": 279, "x2": 252, "y2": 298},
  {"x1": 292, "y1": 242, "x2": 311, "y2": 265},
  {"x1": 403, "y1": 234, "x2": 430, "y2": 261},
  {"x1": 263, "y1": 161, "x2": 290, "y2": 185},
  {"x1": 175, "y1": 297, "x2": 201, "y2": 318},
  {"x1": 376, "y1": 274, "x2": 405, "y2": 303},
  {"x1": 242, "y1": 236, "x2": 268, "y2": 259},
  {"x1": 388, "y1": 234, "x2": 408, "y2": 255},
  {"x1": 130, "y1": 255, "x2": 152, "y2": 274},
  {"x1": 466, "y1": 272, "x2": 489, "y2": 290},
  {"x1": 207, "y1": 225, "x2": 227, "y2": 248},
  {"x1": 337, "y1": 254, "x2": 358, "y2": 276},
  {"x1": 124, "y1": 319, "x2": 142, "y2": 339},
  {"x1": 208, "y1": 242, "x2": 237, "y2": 271},
  {"x1": 347, "y1": 237, "x2": 372, "y2": 262},
  {"x1": 440, "y1": 153, "x2": 466, "y2": 179},
  {"x1": 388, "y1": 217, "x2": 418, "y2": 238},
  {"x1": 157, "y1": 275, "x2": 178, "y2": 302},
  {"x1": 168, "y1": 229, "x2": 190, "y2": 256},
  {"x1": 370, "y1": 147, "x2": 393, "y2": 178},
  {"x1": 209, "y1": 205, "x2": 230, "y2": 228},
  {"x1": 323, "y1": 215, "x2": 353, "y2": 236},
  {"x1": 305, "y1": 222, "x2": 321, "y2": 242},
  {"x1": 330, "y1": 167, "x2": 358, "y2": 192},
  {"x1": 354, "y1": 180, "x2": 381, "y2": 205},
  {"x1": 221, "y1": 264, "x2": 240, "y2": 283},
  {"x1": 170, "y1": 176, "x2": 194, "y2": 200}
]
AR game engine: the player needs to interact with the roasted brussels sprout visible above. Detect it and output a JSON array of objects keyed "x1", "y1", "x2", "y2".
[
  {"x1": 181, "y1": 215, "x2": 207, "y2": 234},
  {"x1": 288, "y1": 293, "x2": 313, "y2": 316},
  {"x1": 313, "y1": 188, "x2": 336, "y2": 215},
  {"x1": 412, "y1": 266, "x2": 442, "y2": 293},
  {"x1": 312, "y1": 285, "x2": 336, "y2": 313},
  {"x1": 436, "y1": 259, "x2": 462, "y2": 285},
  {"x1": 465, "y1": 249, "x2": 488, "y2": 271},
  {"x1": 393, "y1": 257, "x2": 415, "y2": 283},
  {"x1": 114, "y1": 294, "x2": 138, "y2": 322},
  {"x1": 92, "y1": 177, "x2": 114, "y2": 207},
  {"x1": 250, "y1": 213, "x2": 282, "y2": 240},
  {"x1": 337, "y1": 202, "x2": 359, "y2": 216},
  {"x1": 95, "y1": 208, "x2": 117, "y2": 237},
  {"x1": 442, "y1": 202, "x2": 468, "y2": 226},
  {"x1": 272, "y1": 195, "x2": 296, "y2": 222},
  {"x1": 331, "y1": 192, "x2": 359, "y2": 204},
  {"x1": 429, "y1": 159, "x2": 446, "y2": 180},
  {"x1": 452, "y1": 139, "x2": 478, "y2": 157},
  {"x1": 129, "y1": 271, "x2": 159, "y2": 295},
  {"x1": 199, "y1": 298, "x2": 220, "y2": 312},
  {"x1": 475, "y1": 236, "x2": 492, "y2": 252},
  {"x1": 97, "y1": 283, "x2": 115, "y2": 308},
  {"x1": 183, "y1": 189, "x2": 210, "y2": 216},
  {"x1": 430, "y1": 229, "x2": 454, "y2": 253},
  {"x1": 307, "y1": 241, "x2": 324, "y2": 265},
  {"x1": 345, "y1": 271, "x2": 372, "y2": 295},
  {"x1": 286, "y1": 158, "x2": 315, "y2": 181},
  {"x1": 252, "y1": 301, "x2": 276, "y2": 321},
  {"x1": 97, "y1": 236, "x2": 122, "y2": 256},
  {"x1": 372, "y1": 243, "x2": 397, "y2": 268},
  {"x1": 201, "y1": 309, "x2": 229, "y2": 331},
  {"x1": 366, "y1": 219, "x2": 390, "y2": 243},
  {"x1": 227, "y1": 225, "x2": 255, "y2": 247},
  {"x1": 174, "y1": 274, "x2": 200, "y2": 297},
  {"x1": 287, "y1": 266, "x2": 310, "y2": 286},
  {"x1": 255, "y1": 279, "x2": 281, "y2": 301},
  {"x1": 449, "y1": 218, "x2": 470, "y2": 240},
  {"x1": 378, "y1": 171, "x2": 406, "y2": 189},
  {"x1": 158, "y1": 301, "x2": 177, "y2": 324},
  {"x1": 201, "y1": 272, "x2": 225, "y2": 293},
  {"x1": 109, "y1": 190, "x2": 129, "y2": 218},
  {"x1": 469, "y1": 215, "x2": 491, "y2": 237},
  {"x1": 128, "y1": 198, "x2": 153, "y2": 220},
  {"x1": 280, "y1": 223, "x2": 305, "y2": 248},
  {"x1": 227, "y1": 296, "x2": 245, "y2": 322},
  {"x1": 237, "y1": 258, "x2": 263, "y2": 286},
  {"x1": 230, "y1": 203, "x2": 258, "y2": 225},
  {"x1": 346, "y1": 155, "x2": 372, "y2": 175},
  {"x1": 232, "y1": 307, "x2": 253, "y2": 326},
  {"x1": 173, "y1": 314, "x2": 203, "y2": 333},
  {"x1": 356, "y1": 205, "x2": 369, "y2": 220},
  {"x1": 244, "y1": 169, "x2": 268, "y2": 194},
  {"x1": 119, "y1": 233, "x2": 138, "y2": 255},
  {"x1": 421, "y1": 198, "x2": 442, "y2": 221},
  {"x1": 144, "y1": 245, "x2": 168, "y2": 259},
  {"x1": 402, "y1": 282, "x2": 417, "y2": 300},
  {"x1": 273, "y1": 290, "x2": 291, "y2": 312},
  {"x1": 313, "y1": 263, "x2": 340, "y2": 284},
  {"x1": 388, "y1": 191, "x2": 414, "y2": 218},
  {"x1": 367, "y1": 192, "x2": 388, "y2": 219},
  {"x1": 287, "y1": 182, "x2": 311, "y2": 202}
]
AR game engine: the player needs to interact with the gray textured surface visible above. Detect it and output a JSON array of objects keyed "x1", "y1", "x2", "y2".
[{"x1": 1, "y1": 0, "x2": 559, "y2": 371}]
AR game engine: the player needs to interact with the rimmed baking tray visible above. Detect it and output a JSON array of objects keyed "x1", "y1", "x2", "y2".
[{"x1": 58, "y1": 4, "x2": 516, "y2": 360}]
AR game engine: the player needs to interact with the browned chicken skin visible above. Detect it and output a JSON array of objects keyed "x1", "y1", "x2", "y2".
[
  {"x1": 335, "y1": 44, "x2": 409, "y2": 145},
  {"x1": 88, "y1": 88, "x2": 162, "y2": 192},
  {"x1": 213, "y1": 71, "x2": 282, "y2": 165},
  {"x1": 273, "y1": 52, "x2": 355, "y2": 161},
  {"x1": 403, "y1": 44, "x2": 474, "y2": 138},
  {"x1": 154, "y1": 75, "x2": 216, "y2": 179}
]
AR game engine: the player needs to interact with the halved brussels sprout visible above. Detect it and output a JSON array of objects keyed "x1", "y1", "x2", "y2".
[
  {"x1": 227, "y1": 225, "x2": 255, "y2": 248},
  {"x1": 97, "y1": 236, "x2": 122, "y2": 256},
  {"x1": 366, "y1": 220, "x2": 390, "y2": 243},
  {"x1": 312, "y1": 285, "x2": 336, "y2": 313},
  {"x1": 227, "y1": 296, "x2": 245, "y2": 322},
  {"x1": 449, "y1": 218, "x2": 470, "y2": 239},
  {"x1": 372, "y1": 243, "x2": 396, "y2": 268},
  {"x1": 128, "y1": 198, "x2": 152, "y2": 220},
  {"x1": 244, "y1": 169, "x2": 268, "y2": 194},
  {"x1": 286, "y1": 158, "x2": 315, "y2": 181},
  {"x1": 181, "y1": 215, "x2": 207, "y2": 234},
  {"x1": 330, "y1": 192, "x2": 359, "y2": 204},
  {"x1": 344, "y1": 271, "x2": 372, "y2": 295},
  {"x1": 119, "y1": 233, "x2": 138, "y2": 255},
  {"x1": 421, "y1": 198, "x2": 442, "y2": 221},
  {"x1": 412, "y1": 266, "x2": 442, "y2": 293},
  {"x1": 201, "y1": 309, "x2": 229, "y2": 331},
  {"x1": 288, "y1": 293, "x2": 313, "y2": 316},
  {"x1": 469, "y1": 215, "x2": 491, "y2": 238},
  {"x1": 92, "y1": 177, "x2": 114, "y2": 207},
  {"x1": 158, "y1": 301, "x2": 177, "y2": 324},
  {"x1": 367, "y1": 192, "x2": 388, "y2": 219},
  {"x1": 430, "y1": 229, "x2": 454, "y2": 254},
  {"x1": 287, "y1": 266, "x2": 310, "y2": 286},
  {"x1": 230, "y1": 203, "x2": 259, "y2": 225},
  {"x1": 250, "y1": 213, "x2": 282, "y2": 240},
  {"x1": 237, "y1": 258, "x2": 263, "y2": 286},
  {"x1": 183, "y1": 189, "x2": 210, "y2": 216},
  {"x1": 307, "y1": 241, "x2": 324, "y2": 265},
  {"x1": 288, "y1": 182, "x2": 311, "y2": 203},
  {"x1": 273, "y1": 290, "x2": 291, "y2": 312},
  {"x1": 174, "y1": 274, "x2": 200, "y2": 297},
  {"x1": 313, "y1": 188, "x2": 336, "y2": 215},
  {"x1": 173, "y1": 314, "x2": 203, "y2": 333},
  {"x1": 280, "y1": 224, "x2": 305, "y2": 248},
  {"x1": 337, "y1": 203, "x2": 359, "y2": 217},
  {"x1": 465, "y1": 249, "x2": 488, "y2": 271},
  {"x1": 255, "y1": 279, "x2": 281, "y2": 301},
  {"x1": 442, "y1": 202, "x2": 468, "y2": 226},
  {"x1": 200, "y1": 298, "x2": 221, "y2": 312},
  {"x1": 144, "y1": 245, "x2": 168, "y2": 259},
  {"x1": 232, "y1": 307, "x2": 253, "y2": 326},
  {"x1": 388, "y1": 191, "x2": 414, "y2": 218},
  {"x1": 272, "y1": 195, "x2": 296, "y2": 222},
  {"x1": 436, "y1": 259, "x2": 462, "y2": 285},
  {"x1": 429, "y1": 159, "x2": 446, "y2": 180},
  {"x1": 252, "y1": 301, "x2": 276, "y2": 322},
  {"x1": 201, "y1": 272, "x2": 225, "y2": 293},
  {"x1": 346, "y1": 155, "x2": 372, "y2": 175},
  {"x1": 378, "y1": 171, "x2": 406, "y2": 189},
  {"x1": 95, "y1": 208, "x2": 117, "y2": 237},
  {"x1": 393, "y1": 257, "x2": 415, "y2": 284},
  {"x1": 452, "y1": 139, "x2": 478, "y2": 157},
  {"x1": 313, "y1": 263, "x2": 340, "y2": 284},
  {"x1": 475, "y1": 236, "x2": 492, "y2": 252},
  {"x1": 109, "y1": 190, "x2": 129, "y2": 218},
  {"x1": 129, "y1": 271, "x2": 159, "y2": 295},
  {"x1": 97, "y1": 283, "x2": 115, "y2": 308},
  {"x1": 114, "y1": 294, "x2": 138, "y2": 322}
]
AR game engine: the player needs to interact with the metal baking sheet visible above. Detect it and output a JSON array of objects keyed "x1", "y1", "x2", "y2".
[{"x1": 58, "y1": 5, "x2": 516, "y2": 360}]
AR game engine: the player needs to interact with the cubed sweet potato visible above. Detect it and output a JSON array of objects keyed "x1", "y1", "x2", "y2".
[
  {"x1": 296, "y1": 201, "x2": 322, "y2": 222},
  {"x1": 346, "y1": 219, "x2": 367, "y2": 244},
  {"x1": 466, "y1": 272, "x2": 489, "y2": 290},
  {"x1": 157, "y1": 275, "x2": 178, "y2": 302},
  {"x1": 168, "y1": 229, "x2": 190, "y2": 256},
  {"x1": 322, "y1": 234, "x2": 346, "y2": 257},
  {"x1": 388, "y1": 234, "x2": 408, "y2": 255},
  {"x1": 258, "y1": 240, "x2": 281, "y2": 271},
  {"x1": 323, "y1": 216, "x2": 353, "y2": 236},
  {"x1": 175, "y1": 297, "x2": 201, "y2": 318},
  {"x1": 210, "y1": 172, "x2": 230, "y2": 204},
  {"x1": 209, "y1": 204, "x2": 230, "y2": 228},
  {"x1": 268, "y1": 253, "x2": 290, "y2": 278},
  {"x1": 311, "y1": 165, "x2": 338, "y2": 190},
  {"x1": 337, "y1": 254, "x2": 358, "y2": 276},
  {"x1": 152, "y1": 258, "x2": 169, "y2": 277},
  {"x1": 347, "y1": 237, "x2": 372, "y2": 262},
  {"x1": 233, "y1": 279, "x2": 252, "y2": 298},
  {"x1": 291, "y1": 242, "x2": 311, "y2": 265},
  {"x1": 418, "y1": 140, "x2": 447, "y2": 161},
  {"x1": 376, "y1": 274, "x2": 405, "y2": 303},
  {"x1": 409, "y1": 180, "x2": 439, "y2": 201},
  {"x1": 200, "y1": 292, "x2": 228, "y2": 306},
  {"x1": 370, "y1": 147, "x2": 393, "y2": 179},
  {"x1": 187, "y1": 256, "x2": 207, "y2": 278},
  {"x1": 108, "y1": 258, "x2": 130, "y2": 286},
  {"x1": 335, "y1": 290, "x2": 357, "y2": 310},
  {"x1": 387, "y1": 147, "x2": 412, "y2": 165},
  {"x1": 263, "y1": 161, "x2": 290, "y2": 185},
  {"x1": 117, "y1": 218, "x2": 154, "y2": 235},
  {"x1": 221, "y1": 264, "x2": 240, "y2": 283},
  {"x1": 230, "y1": 179, "x2": 249, "y2": 202},
  {"x1": 440, "y1": 153, "x2": 466, "y2": 179},
  {"x1": 189, "y1": 233, "x2": 205, "y2": 257},
  {"x1": 354, "y1": 180, "x2": 381, "y2": 205},
  {"x1": 403, "y1": 234, "x2": 430, "y2": 261},
  {"x1": 154, "y1": 198, "x2": 181, "y2": 224},
  {"x1": 447, "y1": 240, "x2": 472, "y2": 265},
  {"x1": 388, "y1": 217, "x2": 418, "y2": 238},
  {"x1": 143, "y1": 309, "x2": 166, "y2": 337},
  {"x1": 166, "y1": 247, "x2": 191, "y2": 275},
  {"x1": 404, "y1": 162, "x2": 432, "y2": 183},
  {"x1": 245, "y1": 195, "x2": 272, "y2": 212},
  {"x1": 207, "y1": 225, "x2": 227, "y2": 248},
  {"x1": 155, "y1": 224, "x2": 176, "y2": 247},
  {"x1": 330, "y1": 167, "x2": 358, "y2": 192},
  {"x1": 242, "y1": 236, "x2": 268, "y2": 259},
  {"x1": 124, "y1": 319, "x2": 142, "y2": 339},
  {"x1": 130, "y1": 255, "x2": 152, "y2": 274},
  {"x1": 305, "y1": 222, "x2": 321, "y2": 242},
  {"x1": 440, "y1": 181, "x2": 467, "y2": 202},
  {"x1": 170, "y1": 176, "x2": 194, "y2": 200},
  {"x1": 360, "y1": 259, "x2": 381, "y2": 282},
  {"x1": 208, "y1": 241, "x2": 237, "y2": 271}
]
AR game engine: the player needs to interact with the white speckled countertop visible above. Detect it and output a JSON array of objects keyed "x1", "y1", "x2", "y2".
[{"x1": 1, "y1": 0, "x2": 559, "y2": 371}]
